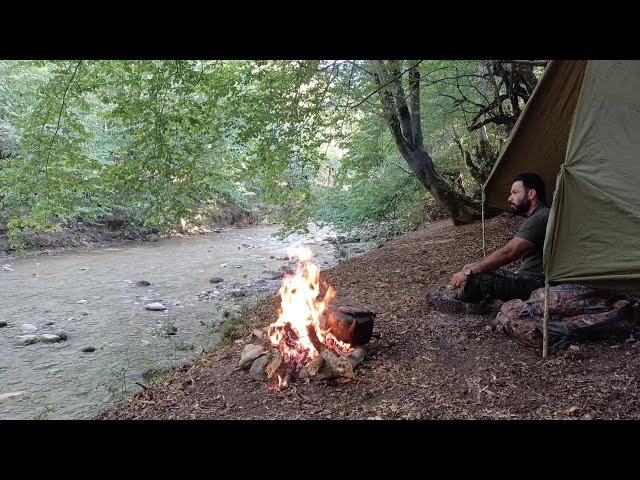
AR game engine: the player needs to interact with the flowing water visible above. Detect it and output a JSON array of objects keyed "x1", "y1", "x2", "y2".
[{"x1": 0, "y1": 225, "x2": 368, "y2": 419}]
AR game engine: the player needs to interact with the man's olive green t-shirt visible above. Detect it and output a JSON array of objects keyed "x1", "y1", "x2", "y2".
[{"x1": 514, "y1": 204, "x2": 550, "y2": 277}]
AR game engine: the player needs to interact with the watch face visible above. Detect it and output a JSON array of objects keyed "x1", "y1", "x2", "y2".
[{"x1": 464, "y1": 268, "x2": 472, "y2": 276}]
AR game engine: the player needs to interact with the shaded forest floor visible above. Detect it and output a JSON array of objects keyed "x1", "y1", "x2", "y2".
[{"x1": 99, "y1": 214, "x2": 640, "y2": 420}]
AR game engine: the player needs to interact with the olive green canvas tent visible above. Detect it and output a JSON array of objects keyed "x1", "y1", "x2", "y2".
[{"x1": 483, "y1": 60, "x2": 640, "y2": 355}]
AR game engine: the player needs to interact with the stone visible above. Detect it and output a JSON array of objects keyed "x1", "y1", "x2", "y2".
[
  {"x1": 317, "y1": 349, "x2": 355, "y2": 380},
  {"x1": 20, "y1": 324, "x2": 38, "y2": 334},
  {"x1": 16, "y1": 335, "x2": 38, "y2": 346},
  {"x1": 135, "y1": 280, "x2": 152, "y2": 287},
  {"x1": 54, "y1": 331, "x2": 68, "y2": 341},
  {"x1": 249, "y1": 354, "x2": 270, "y2": 380},
  {"x1": 81, "y1": 346, "x2": 96, "y2": 353},
  {"x1": 0, "y1": 391, "x2": 26, "y2": 401},
  {"x1": 176, "y1": 342, "x2": 194, "y2": 351},
  {"x1": 305, "y1": 355, "x2": 325, "y2": 377},
  {"x1": 145, "y1": 302, "x2": 167, "y2": 311},
  {"x1": 39, "y1": 334, "x2": 62, "y2": 343},
  {"x1": 209, "y1": 277, "x2": 224, "y2": 284},
  {"x1": 231, "y1": 290, "x2": 246, "y2": 298},
  {"x1": 348, "y1": 347, "x2": 365, "y2": 369},
  {"x1": 252, "y1": 328, "x2": 264, "y2": 340},
  {"x1": 238, "y1": 344, "x2": 266, "y2": 369},
  {"x1": 0, "y1": 321, "x2": 7, "y2": 328},
  {"x1": 69, "y1": 311, "x2": 89, "y2": 322},
  {"x1": 263, "y1": 270, "x2": 283, "y2": 280},
  {"x1": 265, "y1": 349, "x2": 283, "y2": 379}
]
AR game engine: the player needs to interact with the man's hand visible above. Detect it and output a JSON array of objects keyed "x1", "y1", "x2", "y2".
[{"x1": 451, "y1": 270, "x2": 469, "y2": 289}]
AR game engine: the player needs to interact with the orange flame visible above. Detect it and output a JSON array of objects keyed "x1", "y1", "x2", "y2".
[{"x1": 267, "y1": 246, "x2": 349, "y2": 371}]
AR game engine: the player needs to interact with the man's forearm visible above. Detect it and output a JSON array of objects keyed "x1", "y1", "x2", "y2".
[{"x1": 469, "y1": 248, "x2": 512, "y2": 274}]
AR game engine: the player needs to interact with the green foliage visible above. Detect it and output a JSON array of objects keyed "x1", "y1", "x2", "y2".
[{"x1": 0, "y1": 60, "x2": 539, "y2": 244}]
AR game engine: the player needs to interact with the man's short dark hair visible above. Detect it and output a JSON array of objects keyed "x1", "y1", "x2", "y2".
[{"x1": 513, "y1": 172, "x2": 547, "y2": 205}]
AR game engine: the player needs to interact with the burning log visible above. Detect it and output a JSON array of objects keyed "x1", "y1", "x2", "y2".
[{"x1": 239, "y1": 246, "x2": 372, "y2": 387}]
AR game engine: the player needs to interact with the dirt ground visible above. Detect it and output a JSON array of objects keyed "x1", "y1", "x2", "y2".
[{"x1": 99, "y1": 214, "x2": 640, "y2": 420}]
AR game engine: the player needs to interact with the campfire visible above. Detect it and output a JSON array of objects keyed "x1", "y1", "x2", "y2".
[{"x1": 238, "y1": 246, "x2": 375, "y2": 387}]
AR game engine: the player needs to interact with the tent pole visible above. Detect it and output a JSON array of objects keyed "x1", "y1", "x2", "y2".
[
  {"x1": 481, "y1": 191, "x2": 487, "y2": 258},
  {"x1": 543, "y1": 278, "x2": 549, "y2": 358}
]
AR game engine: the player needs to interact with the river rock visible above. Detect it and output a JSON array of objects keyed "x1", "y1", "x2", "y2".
[
  {"x1": 231, "y1": 290, "x2": 246, "y2": 298},
  {"x1": 145, "y1": 302, "x2": 167, "y2": 311},
  {"x1": 263, "y1": 270, "x2": 283, "y2": 280},
  {"x1": 20, "y1": 324, "x2": 38, "y2": 334},
  {"x1": 39, "y1": 334, "x2": 62, "y2": 343},
  {"x1": 0, "y1": 391, "x2": 26, "y2": 401},
  {"x1": 209, "y1": 277, "x2": 224, "y2": 284},
  {"x1": 135, "y1": 280, "x2": 151, "y2": 287},
  {"x1": 69, "y1": 311, "x2": 88, "y2": 322},
  {"x1": 54, "y1": 331, "x2": 68, "y2": 341},
  {"x1": 238, "y1": 344, "x2": 266, "y2": 369},
  {"x1": 81, "y1": 346, "x2": 96, "y2": 353},
  {"x1": 249, "y1": 354, "x2": 270, "y2": 380},
  {"x1": 0, "y1": 321, "x2": 7, "y2": 328},
  {"x1": 16, "y1": 335, "x2": 38, "y2": 346}
]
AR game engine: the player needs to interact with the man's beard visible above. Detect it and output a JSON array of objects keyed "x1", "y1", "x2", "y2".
[{"x1": 510, "y1": 198, "x2": 530, "y2": 215}]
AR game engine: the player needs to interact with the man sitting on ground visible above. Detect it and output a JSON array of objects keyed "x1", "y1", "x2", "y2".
[{"x1": 427, "y1": 172, "x2": 550, "y2": 315}]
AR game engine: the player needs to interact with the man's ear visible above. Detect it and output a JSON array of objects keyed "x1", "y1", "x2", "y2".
[{"x1": 527, "y1": 188, "x2": 537, "y2": 201}]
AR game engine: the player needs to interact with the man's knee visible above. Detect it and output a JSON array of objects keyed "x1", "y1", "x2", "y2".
[{"x1": 457, "y1": 272, "x2": 499, "y2": 303}]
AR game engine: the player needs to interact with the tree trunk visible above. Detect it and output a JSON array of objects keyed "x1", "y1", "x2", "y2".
[
  {"x1": 407, "y1": 149, "x2": 481, "y2": 225},
  {"x1": 371, "y1": 60, "x2": 481, "y2": 225}
]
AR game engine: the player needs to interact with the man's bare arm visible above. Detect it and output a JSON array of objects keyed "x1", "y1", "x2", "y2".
[{"x1": 468, "y1": 237, "x2": 535, "y2": 274}]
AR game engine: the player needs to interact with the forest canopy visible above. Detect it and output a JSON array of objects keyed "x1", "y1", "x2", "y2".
[{"x1": 0, "y1": 60, "x2": 544, "y2": 247}]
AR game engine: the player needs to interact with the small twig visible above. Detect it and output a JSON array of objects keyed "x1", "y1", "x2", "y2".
[{"x1": 135, "y1": 381, "x2": 149, "y2": 390}]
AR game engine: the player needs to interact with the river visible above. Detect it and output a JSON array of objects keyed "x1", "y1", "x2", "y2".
[{"x1": 0, "y1": 225, "x2": 370, "y2": 419}]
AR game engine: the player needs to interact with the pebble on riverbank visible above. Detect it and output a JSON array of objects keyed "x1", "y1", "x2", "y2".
[
  {"x1": 135, "y1": 280, "x2": 151, "y2": 287},
  {"x1": 16, "y1": 335, "x2": 38, "y2": 346},
  {"x1": 145, "y1": 302, "x2": 167, "y2": 311}
]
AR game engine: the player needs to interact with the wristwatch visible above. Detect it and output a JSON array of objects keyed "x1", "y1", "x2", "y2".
[{"x1": 463, "y1": 267, "x2": 473, "y2": 276}]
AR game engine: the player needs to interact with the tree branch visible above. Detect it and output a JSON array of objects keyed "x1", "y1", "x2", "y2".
[
  {"x1": 344, "y1": 60, "x2": 423, "y2": 110},
  {"x1": 408, "y1": 60, "x2": 423, "y2": 150},
  {"x1": 389, "y1": 60, "x2": 415, "y2": 149},
  {"x1": 44, "y1": 61, "x2": 82, "y2": 175},
  {"x1": 497, "y1": 60, "x2": 548, "y2": 67}
]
